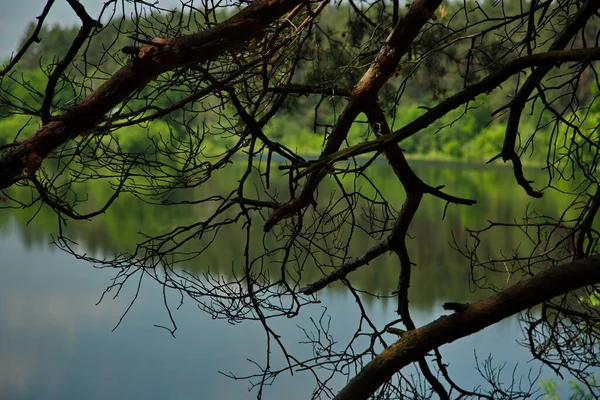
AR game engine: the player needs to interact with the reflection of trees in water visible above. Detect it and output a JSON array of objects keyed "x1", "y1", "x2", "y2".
[{"x1": 4, "y1": 163, "x2": 573, "y2": 308}]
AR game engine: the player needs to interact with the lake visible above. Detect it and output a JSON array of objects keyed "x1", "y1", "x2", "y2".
[{"x1": 0, "y1": 162, "x2": 580, "y2": 399}]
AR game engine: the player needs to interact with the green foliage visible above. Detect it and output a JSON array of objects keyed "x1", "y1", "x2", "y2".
[
  {"x1": 0, "y1": 114, "x2": 40, "y2": 145},
  {"x1": 541, "y1": 376, "x2": 597, "y2": 400}
]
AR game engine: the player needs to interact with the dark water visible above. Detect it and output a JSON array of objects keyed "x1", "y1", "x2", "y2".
[{"x1": 0, "y1": 162, "x2": 579, "y2": 399}]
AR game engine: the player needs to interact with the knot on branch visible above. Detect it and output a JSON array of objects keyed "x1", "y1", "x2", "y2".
[
  {"x1": 122, "y1": 37, "x2": 171, "y2": 60},
  {"x1": 138, "y1": 38, "x2": 170, "y2": 60}
]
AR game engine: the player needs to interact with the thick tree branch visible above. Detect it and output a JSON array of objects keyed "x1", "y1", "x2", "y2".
[
  {"x1": 335, "y1": 254, "x2": 600, "y2": 400},
  {"x1": 0, "y1": 0, "x2": 303, "y2": 189},
  {"x1": 364, "y1": 103, "x2": 476, "y2": 207}
]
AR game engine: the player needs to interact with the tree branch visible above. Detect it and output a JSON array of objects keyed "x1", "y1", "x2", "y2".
[
  {"x1": 335, "y1": 254, "x2": 600, "y2": 400},
  {"x1": 299, "y1": 239, "x2": 390, "y2": 295},
  {"x1": 267, "y1": 83, "x2": 350, "y2": 97},
  {"x1": 0, "y1": 0, "x2": 303, "y2": 189}
]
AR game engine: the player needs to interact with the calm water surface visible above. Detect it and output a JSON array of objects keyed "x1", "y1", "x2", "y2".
[{"x1": 0, "y1": 163, "x2": 576, "y2": 399}]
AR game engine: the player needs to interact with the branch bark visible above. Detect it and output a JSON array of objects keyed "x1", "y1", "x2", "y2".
[
  {"x1": 334, "y1": 254, "x2": 600, "y2": 400},
  {"x1": 0, "y1": 0, "x2": 302, "y2": 189}
]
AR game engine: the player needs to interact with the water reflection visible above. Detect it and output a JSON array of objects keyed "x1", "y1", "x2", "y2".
[
  {"x1": 0, "y1": 226, "x2": 297, "y2": 399},
  {"x1": 0, "y1": 163, "x2": 578, "y2": 398},
  {"x1": 3, "y1": 162, "x2": 569, "y2": 306}
]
